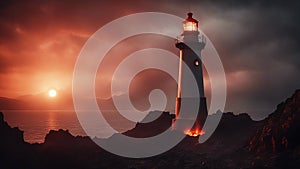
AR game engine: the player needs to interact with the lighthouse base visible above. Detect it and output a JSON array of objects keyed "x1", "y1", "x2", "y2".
[{"x1": 172, "y1": 97, "x2": 208, "y2": 136}]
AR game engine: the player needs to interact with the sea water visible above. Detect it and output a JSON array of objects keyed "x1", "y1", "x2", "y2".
[{"x1": 2, "y1": 110, "x2": 134, "y2": 143}]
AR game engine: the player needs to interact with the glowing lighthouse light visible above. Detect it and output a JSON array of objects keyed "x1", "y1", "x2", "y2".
[
  {"x1": 183, "y1": 21, "x2": 197, "y2": 31},
  {"x1": 183, "y1": 13, "x2": 198, "y2": 31}
]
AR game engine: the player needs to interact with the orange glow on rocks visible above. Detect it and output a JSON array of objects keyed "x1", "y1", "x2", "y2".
[{"x1": 184, "y1": 129, "x2": 205, "y2": 137}]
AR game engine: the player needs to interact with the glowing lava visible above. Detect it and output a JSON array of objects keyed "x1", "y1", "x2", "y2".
[{"x1": 185, "y1": 129, "x2": 205, "y2": 137}]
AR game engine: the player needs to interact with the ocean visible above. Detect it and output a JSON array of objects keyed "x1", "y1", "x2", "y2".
[{"x1": 2, "y1": 110, "x2": 134, "y2": 143}]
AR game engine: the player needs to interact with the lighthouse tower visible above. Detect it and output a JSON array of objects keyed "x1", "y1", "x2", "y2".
[{"x1": 173, "y1": 12, "x2": 208, "y2": 136}]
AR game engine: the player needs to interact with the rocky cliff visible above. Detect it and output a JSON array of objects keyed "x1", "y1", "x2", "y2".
[
  {"x1": 0, "y1": 90, "x2": 300, "y2": 169},
  {"x1": 249, "y1": 90, "x2": 300, "y2": 153}
]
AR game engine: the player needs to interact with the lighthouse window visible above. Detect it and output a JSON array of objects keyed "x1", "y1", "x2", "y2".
[
  {"x1": 183, "y1": 22, "x2": 198, "y2": 31},
  {"x1": 194, "y1": 60, "x2": 199, "y2": 66}
]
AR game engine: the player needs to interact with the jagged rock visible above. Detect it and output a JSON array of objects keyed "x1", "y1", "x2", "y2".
[
  {"x1": 248, "y1": 90, "x2": 300, "y2": 153},
  {"x1": 0, "y1": 111, "x2": 24, "y2": 144},
  {"x1": 123, "y1": 111, "x2": 175, "y2": 138},
  {"x1": 44, "y1": 129, "x2": 76, "y2": 145},
  {"x1": 0, "y1": 111, "x2": 3, "y2": 121}
]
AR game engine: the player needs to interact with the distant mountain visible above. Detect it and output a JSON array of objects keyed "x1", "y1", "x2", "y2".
[
  {"x1": 0, "y1": 91, "x2": 74, "y2": 110},
  {"x1": 0, "y1": 97, "x2": 26, "y2": 110}
]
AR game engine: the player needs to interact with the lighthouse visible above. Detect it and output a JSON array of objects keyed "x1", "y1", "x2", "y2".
[{"x1": 173, "y1": 12, "x2": 208, "y2": 136}]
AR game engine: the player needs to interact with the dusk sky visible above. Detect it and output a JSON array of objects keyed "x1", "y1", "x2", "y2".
[{"x1": 0, "y1": 0, "x2": 300, "y2": 120}]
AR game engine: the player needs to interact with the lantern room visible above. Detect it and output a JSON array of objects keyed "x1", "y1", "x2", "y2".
[
  {"x1": 180, "y1": 12, "x2": 200, "y2": 43},
  {"x1": 183, "y1": 12, "x2": 198, "y2": 32}
]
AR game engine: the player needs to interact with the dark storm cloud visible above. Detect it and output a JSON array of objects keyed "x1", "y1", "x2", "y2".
[
  {"x1": 158, "y1": 0, "x2": 300, "y2": 118},
  {"x1": 0, "y1": 0, "x2": 161, "y2": 74},
  {"x1": 190, "y1": 0, "x2": 300, "y2": 119}
]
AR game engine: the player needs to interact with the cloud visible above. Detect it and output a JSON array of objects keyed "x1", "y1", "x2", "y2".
[
  {"x1": 0, "y1": 0, "x2": 299, "y2": 120},
  {"x1": 171, "y1": 0, "x2": 300, "y2": 119}
]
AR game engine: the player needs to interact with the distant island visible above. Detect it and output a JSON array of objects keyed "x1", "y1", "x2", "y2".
[{"x1": 0, "y1": 90, "x2": 300, "y2": 169}]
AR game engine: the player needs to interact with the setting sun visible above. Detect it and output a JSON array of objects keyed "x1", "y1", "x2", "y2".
[{"x1": 48, "y1": 89, "x2": 57, "y2": 98}]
